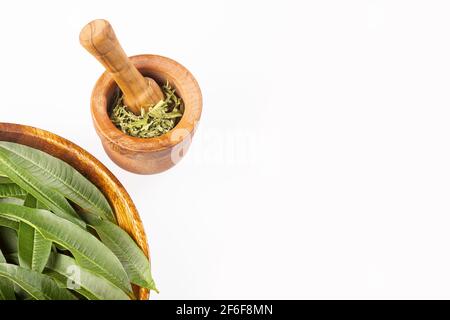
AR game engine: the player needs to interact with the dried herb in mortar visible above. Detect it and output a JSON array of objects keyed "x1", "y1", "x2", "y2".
[{"x1": 110, "y1": 82, "x2": 183, "y2": 138}]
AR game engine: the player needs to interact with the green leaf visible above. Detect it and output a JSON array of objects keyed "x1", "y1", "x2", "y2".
[
  {"x1": 0, "y1": 144, "x2": 85, "y2": 228},
  {"x1": 46, "y1": 253, "x2": 130, "y2": 300},
  {"x1": 0, "y1": 203, "x2": 132, "y2": 296},
  {"x1": 0, "y1": 176, "x2": 12, "y2": 184},
  {"x1": 18, "y1": 222, "x2": 52, "y2": 272},
  {"x1": 86, "y1": 214, "x2": 157, "y2": 292},
  {"x1": 0, "y1": 184, "x2": 27, "y2": 199},
  {"x1": 44, "y1": 270, "x2": 92, "y2": 299},
  {"x1": 0, "y1": 142, "x2": 115, "y2": 222},
  {"x1": 0, "y1": 250, "x2": 15, "y2": 300},
  {"x1": 18, "y1": 195, "x2": 52, "y2": 272},
  {"x1": 23, "y1": 194, "x2": 37, "y2": 208},
  {"x1": 0, "y1": 263, "x2": 77, "y2": 300},
  {"x1": 0, "y1": 197, "x2": 24, "y2": 205},
  {"x1": 0, "y1": 216, "x2": 18, "y2": 230}
]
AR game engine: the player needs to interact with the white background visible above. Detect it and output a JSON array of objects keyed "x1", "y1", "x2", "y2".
[{"x1": 1, "y1": 0, "x2": 450, "y2": 299}]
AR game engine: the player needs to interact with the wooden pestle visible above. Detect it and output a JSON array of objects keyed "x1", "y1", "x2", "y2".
[{"x1": 79, "y1": 19, "x2": 164, "y2": 115}]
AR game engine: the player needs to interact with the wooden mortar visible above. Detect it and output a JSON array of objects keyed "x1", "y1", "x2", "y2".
[{"x1": 83, "y1": 21, "x2": 202, "y2": 174}]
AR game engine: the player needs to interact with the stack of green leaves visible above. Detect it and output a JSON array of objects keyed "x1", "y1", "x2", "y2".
[{"x1": 0, "y1": 141, "x2": 157, "y2": 300}]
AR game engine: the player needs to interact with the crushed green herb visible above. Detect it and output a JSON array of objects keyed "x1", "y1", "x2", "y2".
[{"x1": 110, "y1": 82, "x2": 183, "y2": 138}]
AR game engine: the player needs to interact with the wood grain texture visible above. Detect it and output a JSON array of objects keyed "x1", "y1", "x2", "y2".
[
  {"x1": 0, "y1": 123, "x2": 150, "y2": 300},
  {"x1": 80, "y1": 19, "x2": 163, "y2": 114},
  {"x1": 91, "y1": 54, "x2": 203, "y2": 174}
]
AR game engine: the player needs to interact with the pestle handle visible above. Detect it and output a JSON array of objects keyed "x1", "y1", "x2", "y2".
[{"x1": 79, "y1": 19, "x2": 163, "y2": 114}]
